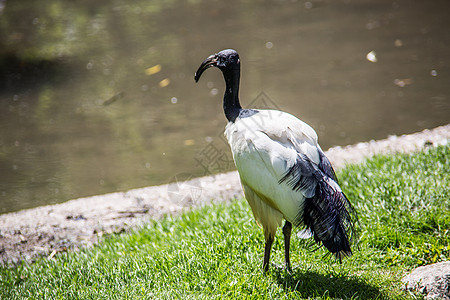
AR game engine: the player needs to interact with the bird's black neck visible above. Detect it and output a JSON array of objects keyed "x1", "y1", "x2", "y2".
[{"x1": 222, "y1": 69, "x2": 242, "y2": 123}]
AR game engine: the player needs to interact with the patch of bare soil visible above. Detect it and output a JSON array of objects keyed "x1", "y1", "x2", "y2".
[{"x1": 1, "y1": 124, "x2": 449, "y2": 266}]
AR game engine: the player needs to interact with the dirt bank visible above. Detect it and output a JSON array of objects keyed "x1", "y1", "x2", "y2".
[{"x1": 1, "y1": 124, "x2": 449, "y2": 266}]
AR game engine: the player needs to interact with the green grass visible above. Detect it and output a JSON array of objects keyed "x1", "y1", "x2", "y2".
[{"x1": 1, "y1": 145, "x2": 449, "y2": 299}]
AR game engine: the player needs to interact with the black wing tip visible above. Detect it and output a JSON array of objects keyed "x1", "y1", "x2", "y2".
[
  {"x1": 278, "y1": 154, "x2": 318, "y2": 192},
  {"x1": 279, "y1": 153, "x2": 358, "y2": 260},
  {"x1": 303, "y1": 180, "x2": 357, "y2": 260},
  {"x1": 334, "y1": 249, "x2": 353, "y2": 264}
]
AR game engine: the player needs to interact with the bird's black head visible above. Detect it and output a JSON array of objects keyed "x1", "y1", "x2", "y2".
[{"x1": 194, "y1": 49, "x2": 240, "y2": 82}]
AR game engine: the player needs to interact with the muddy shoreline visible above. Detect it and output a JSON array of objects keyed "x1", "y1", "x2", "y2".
[{"x1": 1, "y1": 124, "x2": 449, "y2": 266}]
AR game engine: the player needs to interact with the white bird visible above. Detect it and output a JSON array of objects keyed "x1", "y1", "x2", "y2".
[{"x1": 195, "y1": 49, "x2": 356, "y2": 272}]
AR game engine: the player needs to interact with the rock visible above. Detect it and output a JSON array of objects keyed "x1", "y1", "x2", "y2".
[{"x1": 402, "y1": 261, "x2": 450, "y2": 299}]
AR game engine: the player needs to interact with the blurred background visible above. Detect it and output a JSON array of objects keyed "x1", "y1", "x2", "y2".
[{"x1": 0, "y1": 0, "x2": 449, "y2": 213}]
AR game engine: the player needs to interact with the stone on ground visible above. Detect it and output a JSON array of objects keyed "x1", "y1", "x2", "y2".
[{"x1": 402, "y1": 261, "x2": 450, "y2": 299}]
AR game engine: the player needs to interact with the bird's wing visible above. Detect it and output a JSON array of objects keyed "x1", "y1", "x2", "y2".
[
  {"x1": 239, "y1": 109, "x2": 338, "y2": 184},
  {"x1": 234, "y1": 109, "x2": 322, "y2": 168},
  {"x1": 225, "y1": 109, "x2": 324, "y2": 224}
]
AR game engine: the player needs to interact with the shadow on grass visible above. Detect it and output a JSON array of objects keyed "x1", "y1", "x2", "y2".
[{"x1": 272, "y1": 268, "x2": 382, "y2": 299}]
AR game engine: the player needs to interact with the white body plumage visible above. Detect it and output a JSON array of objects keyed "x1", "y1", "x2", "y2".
[{"x1": 225, "y1": 109, "x2": 335, "y2": 240}]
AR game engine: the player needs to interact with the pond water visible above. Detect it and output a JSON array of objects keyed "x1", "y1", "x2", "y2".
[{"x1": 1, "y1": 0, "x2": 449, "y2": 213}]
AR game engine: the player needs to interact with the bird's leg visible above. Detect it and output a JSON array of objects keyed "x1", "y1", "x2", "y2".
[
  {"x1": 283, "y1": 221, "x2": 292, "y2": 272},
  {"x1": 263, "y1": 235, "x2": 274, "y2": 273}
]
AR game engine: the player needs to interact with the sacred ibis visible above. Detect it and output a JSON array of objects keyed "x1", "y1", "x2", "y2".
[{"x1": 194, "y1": 49, "x2": 356, "y2": 272}]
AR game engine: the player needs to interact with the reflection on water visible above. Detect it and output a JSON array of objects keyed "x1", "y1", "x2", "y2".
[{"x1": 1, "y1": 0, "x2": 449, "y2": 213}]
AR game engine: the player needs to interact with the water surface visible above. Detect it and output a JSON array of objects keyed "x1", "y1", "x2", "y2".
[{"x1": 1, "y1": 0, "x2": 449, "y2": 213}]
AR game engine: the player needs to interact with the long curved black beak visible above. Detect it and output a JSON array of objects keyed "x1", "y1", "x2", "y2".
[{"x1": 194, "y1": 54, "x2": 217, "y2": 82}]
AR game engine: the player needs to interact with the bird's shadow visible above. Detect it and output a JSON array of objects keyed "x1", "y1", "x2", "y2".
[{"x1": 271, "y1": 266, "x2": 382, "y2": 299}]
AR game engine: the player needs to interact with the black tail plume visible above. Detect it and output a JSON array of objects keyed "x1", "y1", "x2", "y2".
[
  {"x1": 280, "y1": 154, "x2": 357, "y2": 260},
  {"x1": 303, "y1": 179, "x2": 355, "y2": 260}
]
